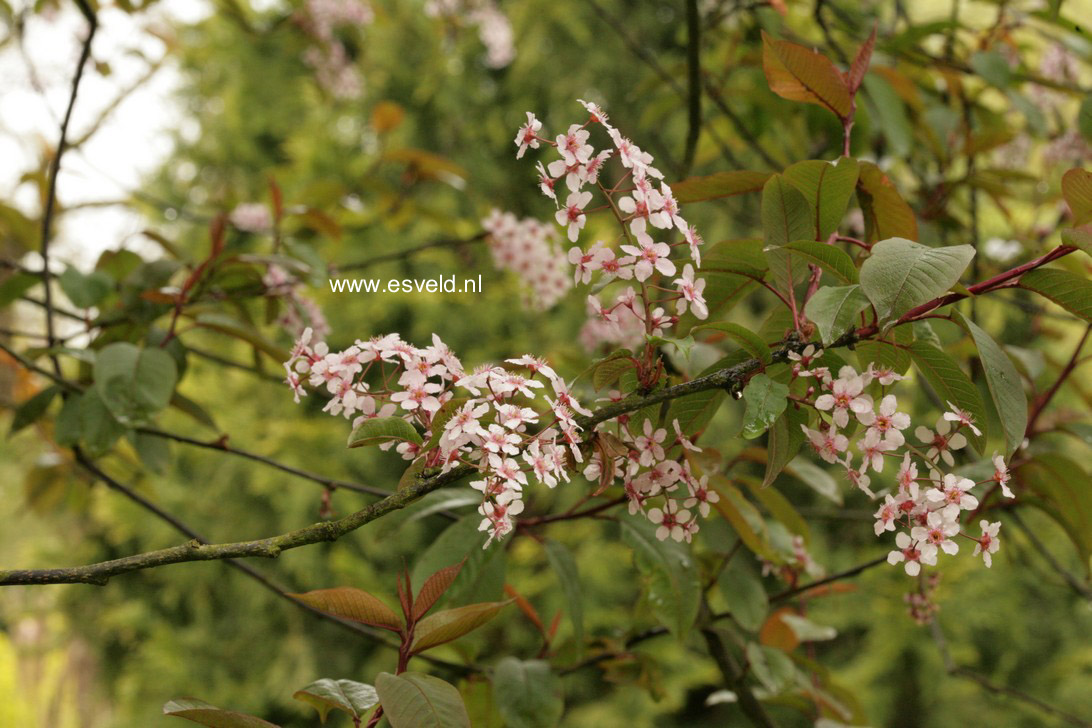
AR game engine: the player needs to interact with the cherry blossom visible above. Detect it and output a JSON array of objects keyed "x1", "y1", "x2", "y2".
[
  {"x1": 814, "y1": 372, "x2": 871, "y2": 428},
  {"x1": 974, "y1": 520, "x2": 1002, "y2": 568},
  {"x1": 514, "y1": 112, "x2": 542, "y2": 159},
  {"x1": 620, "y1": 234, "x2": 675, "y2": 282},
  {"x1": 556, "y1": 190, "x2": 593, "y2": 242},
  {"x1": 647, "y1": 500, "x2": 692, "y2": 542},
  {"x1": 942, "y1": 402, "x2": 982, "y2": 437},
  {"x1": 857, "y1": 394, "x2": 911, "y2": 447},
  {"x1": 914, "y1": 418, "x2": 968, "y2": 467},
  {"x1": 993, "y1": 454, "x2": 1014, "y2": 498},
  {"x1": 674, "y1": 264, "x2": 708, "y2": 319}
]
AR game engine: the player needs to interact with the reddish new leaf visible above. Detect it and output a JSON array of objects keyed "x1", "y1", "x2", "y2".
[
  {"x1": 762, "y1": 31, "x2": 852, "y2": 120},
  {"x1": 412, "y1": 559, "x2": 465, "y2": 621},
  {"x1": 288, "y1": 587, "x2": 403, "y2": 633},
  {"x1": 504, "y1": 583, "x2": 546, "y2": 637},
  {"x1": 847, "y1": 26, "x2": 877, "y2": 95},
  {"x1": 409, "y1": 600, "x2": 512, "y2": 654}
]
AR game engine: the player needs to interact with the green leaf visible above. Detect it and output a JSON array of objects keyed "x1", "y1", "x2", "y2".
[
  {"x1": 762, "y1": 31, "x2": 852, "y2": 119},
  {"x1": 783, "y1": 240, "x2": 859, "y2": 284},
  {"x1": 804, "y1": 285, "x2": 870, "y2": 346},
  {"x1": 410, "y1": 600, "x2": 511, "y2": 653},
  {"x1": 292, "y1": 679, "x2": 378, "y2": 723},
  {"x1": 969, "y1": 50, "x2": 1013, "y2": 87},
  {"x1": 9, "y1": 385, "x2": 59, "y2": 437},
  {"x1": 861, "y1": 75, "x2": 913, "y2": 158},
  {"x1": 54, "y1": 393, "x2": 82, "y2": 447},
  {"x1": 780, "y1": 614, "x2": 837, "y2": 642},
  {"x1": 692, "y1": 322, "x2": 771, "y2": 364},
  {"x1": 347, "y1": 416, "x2": 423, "y2": 448},
  {"x1": 491, "y1": 658, "x2": 564, "y2": 728},
  {"x1": 590, "y1": 349, "x2": 635, "y2": 391},
  {"x1": 671, "y1": 170, "x2": 772, "y2": 203},
  {"x1": 859, "y1": 238, "x2": 975, "y2": 323},
  {"x1": 700, "y1": 239, "x2": 769, "y2": 280},
  {"x1": 710, "y1": 476, "x2": 777, "y2": 561},
  {"x1": 745, "y1": 643, "x2": 797, "y2": 694},
  {"x1": 543, "y1": 540, "x2": 584, "y2": 648},
  {"x1": 192, "y1": 312, "x2": 289, "y2": 361},
  {"x1": 133, "y1": 430, "x2": 171, "y2": 473},
  {"x1": 784, "y1": 456, "x2": 842, "y2": 505},
  {"x1": 620, "y1": 516, "x2": 701, "y2": 639},
  {"x1": 855, "y1": 324, "x2": 913, "y2": 376},
  {"x1": 1060, "y1": 226, "x2": 1092, "y2": 258},
  {"x1": 908, "y1": 341, "x2": 989, "y2": 453},
  {"x1": 286, "y1": 587, "x2": 402, "y2": 632},
  {"x1": 761, "y1": 174, "x2": 815, "y2": 247},
  {"x1": 717, "y1": 558, "x2": 768, "y2": 632},
  {"x1": 783, "y1": 158, "x2": 860, "y2": 240},
  {"x1": 1017, "y1": 454, "x2": 1092, "y2": 576},
  {"x1": 741, "y1": 475, "x2": 810, "y2": 543},
  {"x1": 741, "y1": 374, "x2": 789, "y2": 439},
  {"x1": 58, "y1": 266, "x2": 113, "y2": 308},
  {"x1": 762, "y1": 405, "x2": 809, "y2": 487},
  {"x1": 78, "y1": 388, "x2": 127, "y2": 456},
  {"x1": 0, "y1": 272, "x2": 38, "y2": 307},
  {"x1": 857, "y1": 162, "x2": 918, "y2": 243},
  {"x1": 1078, "y1": 97, "x2": 1092, "y2": 142},
  {"x1": 163, "y1": 698, "x2": 280, "y2": 727},
  {"x1": 1062, "y1": 168, "x2": 1092, "y2": 226},
  {"x1": 93, "y1": 342, "x2": 178, "y2": 425},
  {"x1": 1018, "y1": 268, "x2": 1092, "y2": 322},
  {"x1": 375, "y1": 672, "x2": 471, "y2": 728},
  {"x1": 955, "y1": 312, "x2": 1027, "y2": 456}
]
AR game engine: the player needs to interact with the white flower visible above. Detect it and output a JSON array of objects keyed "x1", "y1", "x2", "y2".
[
  {"x1": 943, "y1": 401, "x2": 982, "y2": 436},
  {"x1": 673, "y1": 264, "x2": 708, "y2": 319},
  {"x1": 914, "y1": 418, "x2": 967, "y2": 467},
  {"x1": 992, "y1": 454, "x2": 1013, "y2": 498},
  {"x1": 973, "y1": 520, "x2": 1002, "y2": 567},
  {"x1": 555, "y1": 190, "x2": 593, "y2": 242},
  {"x1": 857, "y1": 393, "x2": 911, "y2": 447},
  {"x1": 647, "y1": 500, "x2": 691, "y2": 542},
  {"x1": 514, "y1": 111, "x2": 542, "y2": 159},
  {"x1": 620, "y1": 232, "x2": 675, "y2": 282},
  {"x1": 814, "y1": 374, "x2": 871, "y2": 428}
]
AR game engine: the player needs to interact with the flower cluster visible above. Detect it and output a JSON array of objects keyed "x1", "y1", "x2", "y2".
[
  {"x1": 481, "y1": 209, "x2": 572, "y2": 309},
  {"x1": 283, "y1": 329, "x2": 592, "y2": 545},
  {"x1": 514, "y1": 101, "x2": 709, "y2": 353},
  {"x1": 791, "y1": 349, "x2": 1010, "y2": 576},
  {"x1": 424, "y1": 0, "x2": 515, "y2": 69},
  {"x1": 302, "y1": 0, "x2": 373, "y2": 99},
  {"x1": 263, "y1": 264, "x2": 330, "y2": 340},
  {"x1": 230, "y1": 202, "x2": 272, "y2": 233}
]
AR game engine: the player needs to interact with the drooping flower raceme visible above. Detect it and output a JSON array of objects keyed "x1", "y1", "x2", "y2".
[
  {"x1": 793, "y1": 351, "x2": 1012, "y2": 579},
  {"x1": 512, "y1": 100, "x2": 709, "y2": 354},
  {"x1": 481, "y1": 210, "x2": 572, "y2": 309}
]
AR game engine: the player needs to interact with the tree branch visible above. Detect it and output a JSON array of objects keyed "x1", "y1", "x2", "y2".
[
  {"x1": 333, "y1": 232, "x2": 487, "y2": 273},
  {"x1": 682, "y1": 0, "x2": 702, "y2": 176},
  {"x1": 39, "y1": 0, "x2": 97, "y2": 375}
]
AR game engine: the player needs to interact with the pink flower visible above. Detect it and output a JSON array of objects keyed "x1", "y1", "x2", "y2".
[
  {"x1": 647, "y1": 500, "x2": 692, "y2": 542},
  {"x1": 620, "y1": 233, "x2": 675, "y2": 282},
  {"x1": 802, "y1": 425, "x2": 849, "y2": 464},
  {"x1": 993, "y1": 454, "x2": 1013, "y2": 498},
  {"x1": 514, "y1": 111, "x2": 542, "y2": 159},
  {"x1": 634, "y1": 419, "x2": 667, "y2": 466},
  {"x1": 556, "y1": 190, "x2": 592, "y2": 242},
  {"x1": 873, "y1": 495, "x2": 898, "y2": 536},
  {"x1": 673, "y1": 264, "x2": 708, "y2": 319},
  {"x1": 973, "y1": 520, "x2": 1002, "y2": 567},
  {"x1": 683, "y1": 474, "x2": 719, "y2": 518},
  {"x1": 814, "y1": 373, "x2": 871, "y2": 428},
  {"x1": 943, "y1": 401, "x2": 982, "y2": 436},
  {"x1": 857, "y1": 394, "x2": 911, "y2": 447}
]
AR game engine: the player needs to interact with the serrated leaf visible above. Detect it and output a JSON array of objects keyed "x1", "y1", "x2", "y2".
[
  {"x1": 375, "y1": 672, "x2": 471, "y2": 728},
  {"x1": 292, "y1": 679, "x2": 378, "y2": 723},
  {"x1": 620, "y1": 517, "x2": 701, "y2": 639},
  {"x1": 908, "y1": 341, "x2": 989, "y2": 453},
  {"x1": 783, "y1": 159, "x2": 860, "y2": 241},
  {"x1": 859, "y1": 238, "x2": 975, "y2": 323},
  {"x1": 783, "y1": 241, "x2": 859, "y2": 284},
  {"x1": 955, "y1": 312, "x2": 1027, "y2": 456},
  {"x1": 761, "y1": 175, "x2": 815, "y2": 248},
  {"x1": 672, "y1": 170, "x2": 772, "y2": 203},
  {"x1": 163, "y1": 699, "x2": 280, "y2": 727},
  {"x1": 543, "y1": 540, "x2": 584, "y2": 648},
  {"x1": 804, "y1": 285, "x2": 870, "y2": 346},
  {"x1": 287, "y1": 588, "x2": 402, "y2": 632},
  {"x1": 348, "y1": 416, "x2": 423, "y2": 448},
  {"x1": 491, "y1": 658, "x2": 564, "y2": 728},
  {"x1": 857, "y1": 162, "x2": 917, "y2": 242},
  {"x1": 741, "y1": 374, "x2": 789, "y2": 439},
  {"x1": 410, "y1": 600, "x2": 511, "y2": 653},
  {"x1": 762, "y1": 31, "x2": 852, "y2": 118},
  {"x1": 413, "y1": 560, "x2": 465, "y2": 621},
  {"x1": 692, "y1": 322, "x2": 770, "y2": 364},
  {"x1": 1018, "y1": 267, "x2": 1092, "y2": 322}
]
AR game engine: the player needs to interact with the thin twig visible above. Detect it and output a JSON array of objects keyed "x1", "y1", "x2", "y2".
[
  {"x1": 682, "y1": 0, "x2": 702, "y2": 175},
  {"x1": 334, "y1": 232, "x2": 487, "y2": 273},
  {"x1": 39, "y1": 0, "x2": 97, "y2": 376}
]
